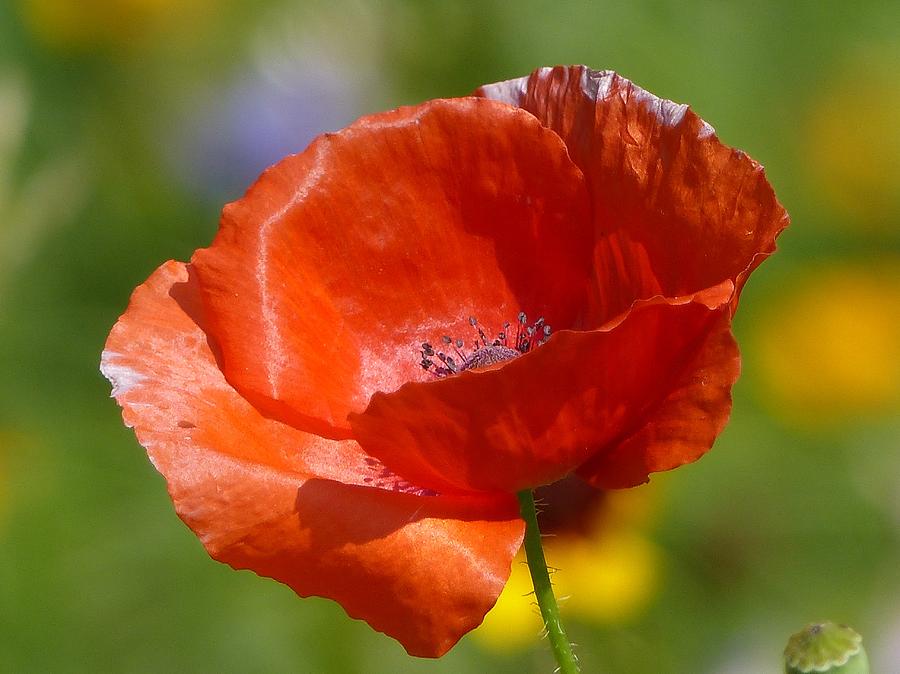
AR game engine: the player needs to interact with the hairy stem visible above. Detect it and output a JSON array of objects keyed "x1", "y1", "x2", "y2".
[{"x1": 517, "y1": 489, "x2": 580, "y2": 674}]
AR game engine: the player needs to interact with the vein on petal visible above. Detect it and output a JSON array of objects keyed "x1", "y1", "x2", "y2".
[{"x1": 256, "y1": 145, "x2": 326, "y2": 398}]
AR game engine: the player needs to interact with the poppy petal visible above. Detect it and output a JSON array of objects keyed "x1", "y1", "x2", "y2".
[
  {"x1": 101, "y1": 260, "x2": 524, "y2": 657},
  {"x1": 477, "y1": 66, "x2": 789, "y2": 324},
  {"x1": 190, "y1": 97, "x2": 593, "y2": 436},
  {"x1": 576, "y1": 306, "x2": 740, "y2": 488},
  {"x1": 174, "y1": 468, "x2": 523, "y2": 659},
  {"x1": 349, "y1": 300, "x2": 738, "y2": 494}
]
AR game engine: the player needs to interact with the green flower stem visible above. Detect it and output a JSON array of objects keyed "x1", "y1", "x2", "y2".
[{"x1": 517, "y1": 489, "x2": 581, "y2": 674}]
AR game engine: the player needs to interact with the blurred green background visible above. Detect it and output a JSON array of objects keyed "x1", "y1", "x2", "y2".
[{"x1": 1, "y1": 1, "x2": 899, "y2": 672}]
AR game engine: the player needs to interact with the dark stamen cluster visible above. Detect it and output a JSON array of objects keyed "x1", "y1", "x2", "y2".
[{"x1": 419, "y1": 312, "x2": 552, "y2": 378}]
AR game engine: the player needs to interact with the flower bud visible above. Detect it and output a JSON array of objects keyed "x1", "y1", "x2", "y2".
[{"x1": 784, "y1": 622, "x2": 869, "y2": 674}]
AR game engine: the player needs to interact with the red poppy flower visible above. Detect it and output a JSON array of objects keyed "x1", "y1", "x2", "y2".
[{"x1": 101, "y1": 65, "x2": 787, "y2": 657}]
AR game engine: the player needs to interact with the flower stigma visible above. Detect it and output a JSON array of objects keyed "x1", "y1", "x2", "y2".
[{"x1": 419, "y1": 313, "x2": 552, "y2": 377}]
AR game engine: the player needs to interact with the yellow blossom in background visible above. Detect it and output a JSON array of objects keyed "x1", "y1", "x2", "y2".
[
  {"x1": 547, "y1": 530, "x2": 660, "y2": 623},
  {"x1": 754, "y1": 262, "x2": 900, "y2": 427},
  {"x1": 805, "y1": 46, "x2": 900, "y2": 230},
  {"x1": 18, "y1": 0, "x2": 210, "y2": 51},
  {"x1": 0, "y1": 437, "x2": 6, "y2": 534},
  {"x1": 0, "y1": 428, "x2": 26, "y2": 538},
  {"x1": 474, "y1": 554, "x2": 542, "y2": 651},
  {"x1": 474, "y1": 483, "x2": 663, "y2": 652}
]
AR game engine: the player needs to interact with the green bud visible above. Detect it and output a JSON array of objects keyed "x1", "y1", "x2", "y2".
[{"x1": 784, "y1": 622, "x2": 869, "y2": 674}]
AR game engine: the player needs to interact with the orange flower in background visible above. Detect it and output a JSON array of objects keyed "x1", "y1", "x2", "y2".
[{"x1": 101, "y1": 66, "x2": 787, "y2": 657}]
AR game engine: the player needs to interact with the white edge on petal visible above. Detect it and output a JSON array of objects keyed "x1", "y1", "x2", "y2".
[
  {"x1": 100, "y1": 349, "x2": 146, "y2": 398},
  {"x1": 586, "y1": 68, "x2": 716, "y2": 135},
  {"x1": 483, "y1": 66, "x2": 718, "y2": 137},
  {"x1": 475, "y1": 73, "x2": 529, "y2": 103}
]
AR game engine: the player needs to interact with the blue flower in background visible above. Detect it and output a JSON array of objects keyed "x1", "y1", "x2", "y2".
[
  {"x1": 172, "y1": 62, "x2": 372, "y2": 202},
  {"x1": 169, "y1": 2, "x2": 386, "y2": 202}
]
